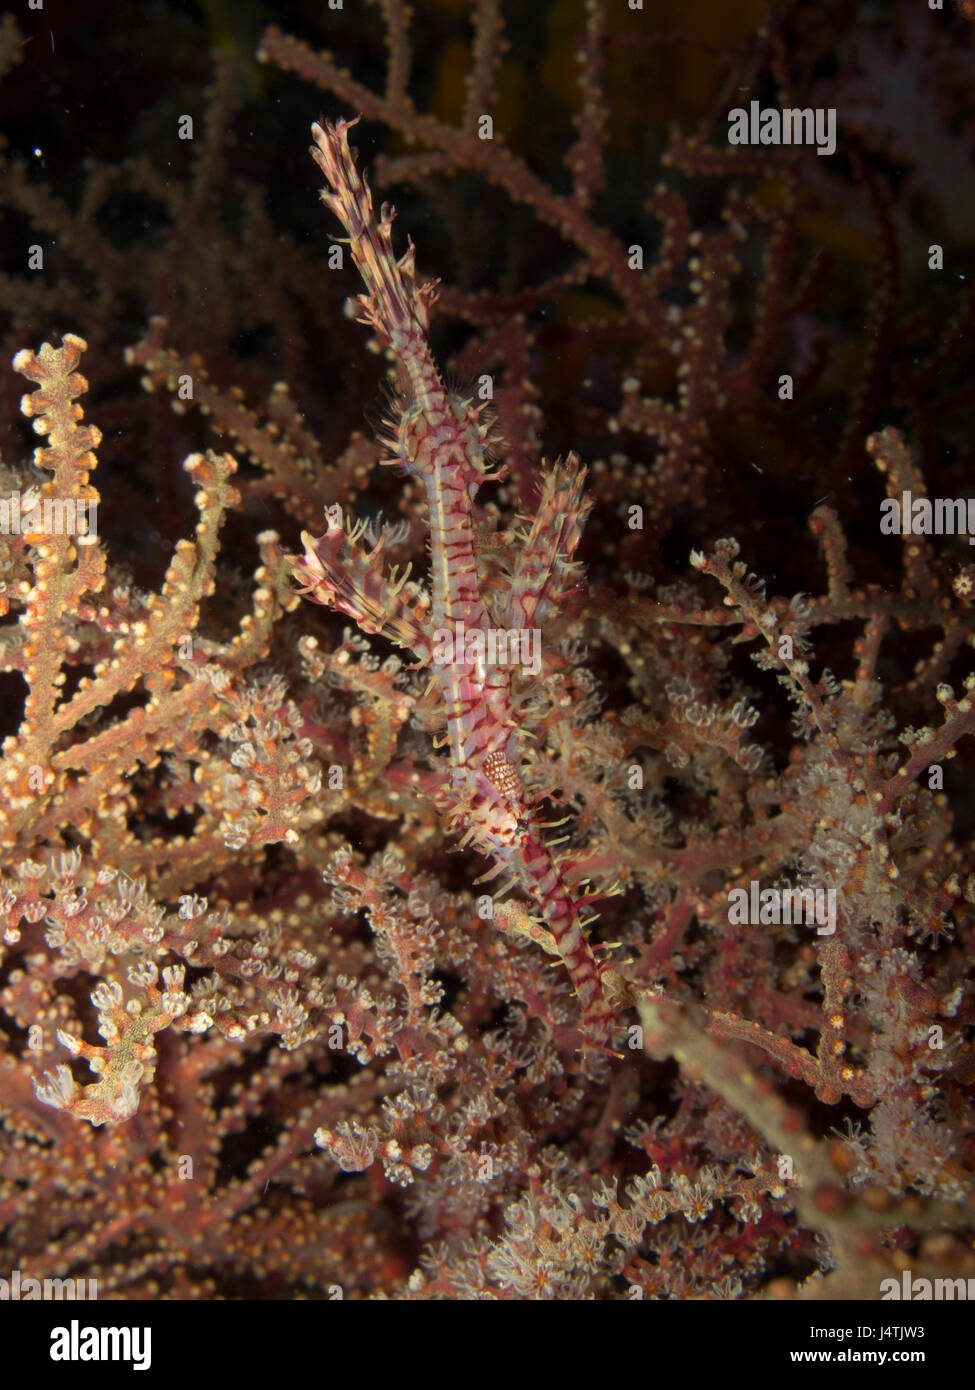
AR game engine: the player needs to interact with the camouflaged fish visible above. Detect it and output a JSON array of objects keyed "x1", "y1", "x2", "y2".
[{"x1": 290, "y1": 118, "x2": 615, "y2": 1054}]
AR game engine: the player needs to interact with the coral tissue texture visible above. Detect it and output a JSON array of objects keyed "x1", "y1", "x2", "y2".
[{"x1": 0, "y1": 0, "x2": 973, "y2": 1299}]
